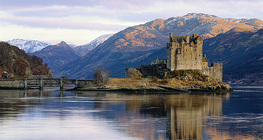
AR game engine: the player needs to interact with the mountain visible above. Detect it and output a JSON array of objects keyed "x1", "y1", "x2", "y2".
[
  {"x1": 123, "y1": 27, "x2": 263, "y2": 84},
  {"x1": 56, "y1": 13, "x2": 263, "y2": 79},
  {"x1": 33, "y1": 41, "x2": 80, "y2": 76},
  {"x1": 0, "y1": 42, "x2": 53, "y2": 78},
  {"x1": 149, "y1": 13, "x2": 260, "y2": 39},
  {"x1": 203, "y1": 28, "x2": 263, "y2": 84},
  {"x1": 7, "y1": 39, "x2": 49, "y2": 53},
  {"x1": 73, "y1": 34, "x2": 113, "y2": 57}
]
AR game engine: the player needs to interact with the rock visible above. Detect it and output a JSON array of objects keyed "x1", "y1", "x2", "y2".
[{"x1": 221, "y1": 84, "x2": 232, "y2": 91}]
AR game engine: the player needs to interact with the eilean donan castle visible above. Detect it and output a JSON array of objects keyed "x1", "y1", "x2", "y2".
[{"x1": 138, "y1": 33, "x2": 223, "y2": 82}]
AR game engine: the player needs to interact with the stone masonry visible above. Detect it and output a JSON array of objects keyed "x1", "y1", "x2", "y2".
[{"x1": 167, "y1": 33, "x2": 203, "y2": 71}]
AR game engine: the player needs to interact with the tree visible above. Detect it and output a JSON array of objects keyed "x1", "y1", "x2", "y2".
[
  {"x1": 93, "y1": 70, "x2": 102, "y2": 84},
  {"x1": 93, "y1": 66, "x2": 110, "y2": 84}
]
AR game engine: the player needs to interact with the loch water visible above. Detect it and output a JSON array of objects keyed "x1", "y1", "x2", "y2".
[{"x1": 0, "y1": 86, "x2": 262, "y2": 140}]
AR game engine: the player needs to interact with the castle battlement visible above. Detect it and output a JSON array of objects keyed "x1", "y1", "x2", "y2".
[{"x1": 169, "y1": 33, "x2": 201, "y2": 45}]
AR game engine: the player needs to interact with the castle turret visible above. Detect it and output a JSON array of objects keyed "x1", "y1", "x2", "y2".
[
  {"x1": 167, "y1": 33, "x2": 203, "y2": 71},
  {"x1": 186, "y1": 35, "x2": 190, "y2": 43},
  {"x1": 169, "y1": 33, "x2": 173, "y2": 42}
]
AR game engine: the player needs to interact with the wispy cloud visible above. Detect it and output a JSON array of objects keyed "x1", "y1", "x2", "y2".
[
  {"x1": 0, "y1": 0, "x2": 262, "y2": 45},
  {"x1": 1, "y1": 15, "x2": 128, "y2": 30}
]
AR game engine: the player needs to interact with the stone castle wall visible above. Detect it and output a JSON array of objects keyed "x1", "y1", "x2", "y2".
[
  {"x1": 167, "y1": 33, "x2": 223, "y2": 82},
  {"x1": 167, "y1": 33, "x2": 203, "y2": 71},
  {"x1": 202, "y1": 63, "x2": 223, "y2": 82}
]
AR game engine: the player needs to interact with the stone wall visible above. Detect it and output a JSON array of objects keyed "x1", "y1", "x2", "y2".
[
  {"x1": 202, "y1": 63, "x2": 223, "y2": 82},
  {"x1": 151, "y1": 57, "x2": 167, "y2": 65},
  {"x1": 167, "y1": 33, "x2": 203, "y2": 71},
  {"x1": 140, "y1": 64, "x2": 166, "y2": 78}
]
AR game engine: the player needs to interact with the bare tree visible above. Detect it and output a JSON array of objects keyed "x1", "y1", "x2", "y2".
[
  {"x1": 93, "y1": 70, "x2": 102, "y2": 84},
  {"x1": 93, "y1": 66, "x2": 110, "y2": 84}
]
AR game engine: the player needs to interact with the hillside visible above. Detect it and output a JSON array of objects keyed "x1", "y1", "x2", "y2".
[
  {"x1": 56, "y1": 13, "x2": 263, "y2": 79},
  {"x1": 33, "y1": 41, "x2": 80, "y2": 74},
  {"x1": 0, "y1": 42, "x2": 53, "y2": 78},
  {"x1": 203, "y1": 28, "x2": 263, "y2": 84}
]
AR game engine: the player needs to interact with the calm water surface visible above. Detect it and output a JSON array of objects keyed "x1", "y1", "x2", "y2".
[{"x1": 0, "y1": 86, "x2": 262, "y2": 140}]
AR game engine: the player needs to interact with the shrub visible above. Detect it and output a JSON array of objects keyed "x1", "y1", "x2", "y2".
[{"x1": 126, "y1": 68, "x2": 142, "y2": 80}]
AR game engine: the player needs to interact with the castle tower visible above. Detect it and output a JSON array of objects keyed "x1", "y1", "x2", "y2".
[{"x1": 167, "y1": 33, "x2": 203, "y2": 71}]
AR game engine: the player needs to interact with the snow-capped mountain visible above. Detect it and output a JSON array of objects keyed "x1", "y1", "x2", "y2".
[
  {"x1": 73, "y1": 34, "x2": 113, "y2": 57},
  {"x1": 7, "y1": 39, "x2": 49, "y2": 53}
]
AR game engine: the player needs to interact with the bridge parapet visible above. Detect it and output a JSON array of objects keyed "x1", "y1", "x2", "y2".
[{"x1": 0, "y1": 78, "x2": 93, "y2": 90}]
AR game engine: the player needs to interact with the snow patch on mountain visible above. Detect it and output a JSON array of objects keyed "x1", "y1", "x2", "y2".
[
  {"x1": 7, "y1": 39, "x2": 49, "y2": 53},
  {"x1": 83, "y1": 34, "x2": 113, "y2": 49},
  {"x1": 73, "y1": 34, "x2": 114, "y2": 57}
]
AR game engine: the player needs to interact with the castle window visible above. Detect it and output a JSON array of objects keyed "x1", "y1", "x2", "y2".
[{"x1": 176, "y1": 48, "x2": 181, "y2": 54}]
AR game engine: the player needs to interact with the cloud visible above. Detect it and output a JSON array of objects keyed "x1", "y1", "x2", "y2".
[
  {"x1": 0, "y1": 0, "x2": 263, "y2": 45},
  {"x1": 0, "y1": 0, "x2": 154, "y2": 10},
  {"x1": 0, "y1": 22, "x2": 116, "y2": 45},
  {"x1": 1, "y1": 15, "x2": 128, "y2": 30}
]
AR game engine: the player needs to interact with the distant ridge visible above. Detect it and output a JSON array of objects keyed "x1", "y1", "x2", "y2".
[{"x1": 33, "y1": 41, "x2": 80, "y2": 75}]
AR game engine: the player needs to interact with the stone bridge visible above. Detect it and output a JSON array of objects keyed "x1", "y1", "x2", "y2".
[{"x1": 0, "y1": 78, "x2": 93, "y2": 90}]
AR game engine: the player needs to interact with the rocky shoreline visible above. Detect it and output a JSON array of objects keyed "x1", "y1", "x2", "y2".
[{"x1": 70, "y1": 78, "x2": 233, "y2": 93}]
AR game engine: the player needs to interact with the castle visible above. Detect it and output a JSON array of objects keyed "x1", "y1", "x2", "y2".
[{"x1": 137, "y1": 33, "x2": 223, "y2": 82}]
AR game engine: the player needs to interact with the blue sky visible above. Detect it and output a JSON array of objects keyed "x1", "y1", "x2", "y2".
[{"x1": 0, "y1": 0, "x2": 262, "y2": 45}]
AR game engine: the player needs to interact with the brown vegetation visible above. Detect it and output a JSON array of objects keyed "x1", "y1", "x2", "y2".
[
  {"x1": 126, "y1": 68, "x2": 142, "y2": 80},
  {"x1": 99, "y1": 76, "x2": 225, "y2": 91},
  {"x1": 166, "y1": 70, "x2": 209, "y2": 81}
]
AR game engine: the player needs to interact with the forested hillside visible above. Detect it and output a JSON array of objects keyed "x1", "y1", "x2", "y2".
[{"x1": 0, "y1": 42, "x2": 53, "y2": 78}]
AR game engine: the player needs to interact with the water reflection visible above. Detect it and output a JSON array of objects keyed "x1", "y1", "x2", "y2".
[
  {"x1": 166, "y1": 94, "x2": 223, "y2": 140},
  {"x1": 0, "y1": 89, "x2": 262, "y2": 140},
  {"x1": 75, "y1": 92, "x2": 229, "y2": 140}
]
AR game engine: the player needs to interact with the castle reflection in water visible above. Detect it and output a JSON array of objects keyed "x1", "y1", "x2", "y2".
[
  {"x1": 0, "y1": 90, "x2": 260, "y2": 140},
  {"x1": 119, "y1": 93, "x2": 227, "y2": 140},
  {"x1": 87, "y1": 92, "x2": 231, "y2": 140}
]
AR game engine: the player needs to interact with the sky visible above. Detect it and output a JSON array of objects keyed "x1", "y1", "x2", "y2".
[{"x1": 0, "y1": 0, "x2": 262, "y2": 45}]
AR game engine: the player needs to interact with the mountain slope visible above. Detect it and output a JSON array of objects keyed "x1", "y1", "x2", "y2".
[
  {"x1": 7, "y1": 39, "x2": 49, "y2": 53},
  {"x1": 144, "y1": 13, "x2": 260, "y2": 39},
  {"x1": 56, "y1": 13, "x2": 263, "y2": 79},
  {"x1": 0, "y1": 42, "x2": 52, "y2": 78},
  {"x1": 33, "y1": 41, "x2": 80, "y2": 75},
  {"x1": 203, "y1": 28, "x2": 263, "y2": 83},
  {"x1": 73, "y1": 34, "x2": 113, "y2": 57}
]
